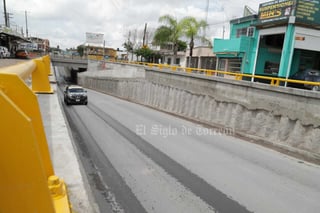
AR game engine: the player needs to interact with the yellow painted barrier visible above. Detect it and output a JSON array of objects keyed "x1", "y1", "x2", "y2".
[
  {"x1": 48, "y1": 176, "x2": 73, "y2": 213},
  {"x1": 0, "y1": 56, "x2": 72, "y2": 213},
  {"x1": 171, "y1": 66, "x2": 177, "y2": 71},
  {"x1": 271, "y1": 78, "x2": 280, "y2": 86},
  {"x1": 43, "y1": 55, "x2": 53, "y2": 75},
  {"x1": 186, "y1": 68, "x2": 192, "y2": 73},
  {"x1": 33, "y1": 58, "x2": 54, "y2": 93},
  {"x1": 0, "y1": 89, "x2": 56, "y2": 213},
  {"x1": 0, "y1": 58, "x2": 53, "y2": 94}
]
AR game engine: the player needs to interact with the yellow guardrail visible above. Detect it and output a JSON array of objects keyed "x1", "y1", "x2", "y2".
[
  {"x1": 111, "y1": 60, "x2": 320, "y2": 89},
  {"x1": 0, "y1": 55, "x2": 72, "y2": 213}
]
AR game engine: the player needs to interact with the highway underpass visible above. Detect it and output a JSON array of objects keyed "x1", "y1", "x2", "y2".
[{"x1": 54, "y1": 64, "x2": 320, "y2": 213}]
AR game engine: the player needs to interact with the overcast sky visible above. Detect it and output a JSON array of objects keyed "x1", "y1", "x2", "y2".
[{"x1": 2, "y1": 0, "x2": 267, "y2": 50}]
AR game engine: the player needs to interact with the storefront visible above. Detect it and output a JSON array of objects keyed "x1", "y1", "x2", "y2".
[
  {"x1": 214, "y1": 0, "x2": 320, "y2": 81},
  {"x1": 253, "y1": 0, "x2": 320, "y2": 80}
]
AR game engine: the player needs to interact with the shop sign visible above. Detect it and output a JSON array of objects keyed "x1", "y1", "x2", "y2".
[
  {"x1": 258, "y1": 0, "x2": 295, "y2": 24},
  {"x1": 296, "y1": 0, "x2": 320, "y2": 26}
]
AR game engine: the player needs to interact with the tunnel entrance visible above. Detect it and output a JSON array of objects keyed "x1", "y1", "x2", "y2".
[{"x1": 68, "y1": 68, "x2": 87, "y2": 84}]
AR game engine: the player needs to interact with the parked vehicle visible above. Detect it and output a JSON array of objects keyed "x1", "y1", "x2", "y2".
[
  {"x1": 0, "y1": 46, "x2": 10, "y2": 58},
  {"x1": 304, "y1": 70, "x2": 320, "y2": 91},
  {"x1": 15, "y1": 49, "x2": 29, "y2": 59},
  {"x1": 289, "y1": 69, "x2": 320, "y2": 91},
  {"x1": 64, "y1": 85, "x2": 88, "y2": 105}
]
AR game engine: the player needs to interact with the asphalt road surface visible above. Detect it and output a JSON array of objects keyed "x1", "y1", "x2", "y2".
[{"x1": 59, "y1": 86, "x2": 320, "y2": 213}]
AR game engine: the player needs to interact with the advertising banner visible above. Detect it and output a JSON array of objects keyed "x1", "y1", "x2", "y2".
[
  {"x1": 296, "y1": 0, "x2": 320, "y2": 26},
  {"x1": 85, "y1": 32, "x2": 104, "y2": 46},
  {"x1": 258, "y1": 0, "x2": 295, "y2": 24}
]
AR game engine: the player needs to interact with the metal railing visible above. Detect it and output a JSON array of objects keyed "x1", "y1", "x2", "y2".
[{"x1": 111, "y1": 60, "x2": 320, "y2": 90}]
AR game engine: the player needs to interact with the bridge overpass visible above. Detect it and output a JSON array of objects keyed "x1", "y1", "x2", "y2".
[{"x1": 50, "y1": 56, "x2": 87, "y2": 69}]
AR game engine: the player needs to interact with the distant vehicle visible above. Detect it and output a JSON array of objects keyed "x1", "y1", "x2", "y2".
[
  {"x1": 290, "y1": 69, "x2": 320, "y2": 91},
  {"x1": 64, "y1": 85, "x2": 88, "y2": 105},
  {"x1": 0, "y1": 46, "x2": 10, "y2": 58},
  {"x1": 15, "y1": 49, "x2": 29, "y2": 59}
]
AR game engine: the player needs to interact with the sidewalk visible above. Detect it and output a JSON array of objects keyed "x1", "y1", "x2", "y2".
[{"x1": 38, "y1": 79, "x2": 97, "y2": 213}]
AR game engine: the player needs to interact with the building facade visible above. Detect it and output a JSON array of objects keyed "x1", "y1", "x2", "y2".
[
  {"x1": 185, "y1": 46, "x2": 216, "y2": 69},
  {"x1": 214, "y1": 0, "x2": 320, "y2": 80}
]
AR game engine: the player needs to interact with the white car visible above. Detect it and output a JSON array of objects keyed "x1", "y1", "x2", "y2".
[{"x1": 0, "y1": 46, "x2": 10, "y2": 58}]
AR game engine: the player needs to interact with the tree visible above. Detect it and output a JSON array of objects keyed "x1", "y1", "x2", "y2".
[
  {"x1": 134, "y1": 46, "x2": 154, "y2": 62},
  {"x1": 177, "y1": 40, "x2": 187, "y2": 51},
  {"x1": 180, "y1": 17, "x2": 207, "y2": 67},
  {"x1": 153, "y1": 15, "x2": 184, "y2": 64},
  {"x1": 77, "y1": 45, "x2": 85, "y2": 57}
]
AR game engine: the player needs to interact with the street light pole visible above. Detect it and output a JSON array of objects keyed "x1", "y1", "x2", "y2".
[
  {"x1": 25, "y1": 11, "x2": 29, "y2": 38},
  {"x1": 3, "y1": 0, "x2": 8, "y2": 27}
]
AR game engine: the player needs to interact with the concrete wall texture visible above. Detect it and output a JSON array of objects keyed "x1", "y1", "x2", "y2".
[{"x1": 78, "y1": 63, "x2": 320, "y2": 159}]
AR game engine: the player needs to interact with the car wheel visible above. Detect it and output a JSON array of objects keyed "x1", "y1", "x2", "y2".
[
  {"x1": 312, "y1": 85, "x2": 319, "y2": 91},
  {"x1": 64, "y1": 99, "x2": 70, "y2": 105}
]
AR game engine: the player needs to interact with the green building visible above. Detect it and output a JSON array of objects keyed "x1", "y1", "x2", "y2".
[{"x1": 214, "y1": 0, "x2": 320, "y2": 80}]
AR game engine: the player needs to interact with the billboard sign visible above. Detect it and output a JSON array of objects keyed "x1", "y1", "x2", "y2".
[
  {"x1": 85, "y1": 32, "x2": 104, "y2": 46},
  {"x1": 258, "y1": 0, "x2": 295, "y2": 24}
]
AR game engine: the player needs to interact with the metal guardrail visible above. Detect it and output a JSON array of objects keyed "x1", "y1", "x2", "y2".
[
  {"x1": 0, "y1": 55, "x2": 72, "y2": 213},
  {"x1": 112, "y1": 60, "x2": 320, "y2": 90}
]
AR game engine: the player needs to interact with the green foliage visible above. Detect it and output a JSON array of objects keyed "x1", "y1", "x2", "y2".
[
  {"x1": 153, "y1": 14, "x2": 184, "y2": 56},
  {"x1": 153, "y1": 26, "x2": 172, "y2": 46},
  {"x1": 177, "y1": 40, "x2": 187, "y2": 51},
  {"x1": 134, "y1": 47, "x2": 161, "y2": 62},
  {"x1": 153, "y1": 14, "x2": 208, "y2": 62},
  {"x1": 180, "y1": 16, "x2": 208, "y2": 58},
  {"x1": 77, "y1": 45, "x2": 85, "y2": 57},
  {"x1": 123, "y1": 41, "x2": 133, "y2": 52},
  {"x1": 180, "y1": 16, "x2": 207, "y2": 39}
]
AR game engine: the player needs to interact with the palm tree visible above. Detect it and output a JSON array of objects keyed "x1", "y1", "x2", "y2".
[
  {"x1": 153, "y1": 15, "x2": 184, "y2": 64},
  {"x1": 180, "y1": 17, "x2": 208, "y2": 67}
]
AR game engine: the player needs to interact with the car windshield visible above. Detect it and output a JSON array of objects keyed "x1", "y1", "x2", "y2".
[{"x1": 69, "y1": 88, "x2": 84, "y2": 93}]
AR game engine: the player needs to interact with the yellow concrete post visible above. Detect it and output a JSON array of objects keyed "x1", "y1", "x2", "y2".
[
  {"x1": 48, "y1": 176, "x2": 73, "y2": 213},
  {"x1": 32, "y1": 58, "x2": 54, "y2": 93},
  {"x1": 271, "y1": 78, "x2": 280, "y2": 86},
  {"x1": 186, "y1": 68, "x2": 192, "y2": 73},
  {"x1": 235, "y1": 74, "x2": 243, "y2": 80},
  {"x1": 0, "y1": 57, "x2": 72, "y2": 213},
  {"x1": 0, "y1": 88, "x2": 55, "y2": 213},
  {"x1": 171, "y1": 66, "x2": 177, "y2": 71},
  {"x1": 43, "y1": 55, "x2": 53, "y2": 75},
  {"x1": 0, "y1": 73, "x2": 55, "y2": 178}
]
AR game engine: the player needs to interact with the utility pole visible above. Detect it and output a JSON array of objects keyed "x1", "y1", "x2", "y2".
[
  {"x1": 222, "y1": 25, "x2": 225, "y2": 39},
  {"x1": 204, "y1": 0, "x2": 209, "y2": 38},
  {"x1": 142, "y1": 23, "x2": 147, "y2": 47},
  {"x1": 3, "y1": 0, "x2": 8, "y2": 27},
  {"x1": 25, "y1": 11, "x2": 29, "y2": 38}
]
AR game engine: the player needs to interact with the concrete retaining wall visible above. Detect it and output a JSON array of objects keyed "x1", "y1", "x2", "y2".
[{"x1": 78, "y1": 64, "x2": 320, "y2": 159}]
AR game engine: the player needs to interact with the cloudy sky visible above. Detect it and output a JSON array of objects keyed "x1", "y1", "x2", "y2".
[{"x1": 2, "y1": 0, "x2": 267, "y2": 50}]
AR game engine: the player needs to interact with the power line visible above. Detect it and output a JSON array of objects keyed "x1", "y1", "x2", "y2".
[{"x1": 207, "y1": 20, "x2": 229, "y2": 26}]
